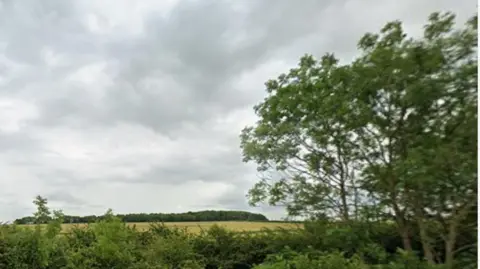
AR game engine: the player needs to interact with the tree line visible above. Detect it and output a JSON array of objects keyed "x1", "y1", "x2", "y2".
[{"x1": 14, "y1": 197, "x2": 269, "y2": 224}]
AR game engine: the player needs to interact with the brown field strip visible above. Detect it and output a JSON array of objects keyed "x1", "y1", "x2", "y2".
[{"x1": 20, "y1": 221, "x2": 302, "y2": 234}]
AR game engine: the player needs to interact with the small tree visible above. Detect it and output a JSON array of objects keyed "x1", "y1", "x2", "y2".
[{"x1": 33, "y1": 195, "x2": 51, "y2": 224}]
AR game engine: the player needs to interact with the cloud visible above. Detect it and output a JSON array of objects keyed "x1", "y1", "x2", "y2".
[{"x1": 0, "y1": 0, "x2": 475, "y2": 221}]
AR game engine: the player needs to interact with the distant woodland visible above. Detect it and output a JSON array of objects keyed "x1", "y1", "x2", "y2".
[{"x1": 13, "y1": 210, "x2": 269, "y2": 224}]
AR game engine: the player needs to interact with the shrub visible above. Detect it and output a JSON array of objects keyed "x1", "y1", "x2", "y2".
[
  {"x1": 253, "y1": 252, "x2": 370, "y2": 269},
  {"x1": 143, "y1": 233, "x2": 204, "y2": 269},
  {"x1": 0, "y1": 218, "x2": 474, "y2": 269}
]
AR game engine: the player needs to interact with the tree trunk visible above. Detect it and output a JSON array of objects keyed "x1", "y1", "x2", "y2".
[
  {"x1": 413, "y1": 199, "x2": 436, "y2": 264},
  {"x1": 444, "y1": 215, "x2": 461, "y2": 269},
  {"x1": 340, "y1": 181, "x2": 350, "y2": 222},
  {"x1": 399, "y1": 224, "x2": 413, "y2": 252},
  {"x1": 443, "y1": 200, "x2": 475, "y2": 269},
  {"x1": 417, "y1": 218, "x2": 435, "y2": 264},
  {"x1": 353, "y1": 180, "x2": 359, "y2": 221},
  {"x1": 444, "y1": 236, "x2": 455, "y2": 269},
  {"x1": 392, "y1": 202, "x2": 412, "y2": 251}
]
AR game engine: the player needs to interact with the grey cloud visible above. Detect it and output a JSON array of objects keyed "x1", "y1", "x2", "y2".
[
  {"x1": 48, "y1": 193, "x2": 105, "y2": 215},
  {"x1": 113, "y1": 144, "x2": 248, "y2": 186},
  {"x1": 19, "y1": 0, "x2": 337, "y2": 134},
  {"x1": 214, "y1": 191, "x2": 250, "y2": 210},
  {"x1": 47, "y1": 191, "x2": 85, "y2": 205},
  {"x1": 0, "y1": 131, "x2": 39, "y2": 152},
  {"x1": 0, "y1": 0, "x2": 89, "y2": 65},
  {"x1": 0, "y1": 0, "x2": 475, "y2": 221},
  {"x1": 2, "y1": 0, "x2": 475, "y2": 133},
  {"x1": 185, "y1": 187, "x2": 250, "y2": 212},
  {"x1": 36, "y1": 169, "x2": 97, "y2": 188}
]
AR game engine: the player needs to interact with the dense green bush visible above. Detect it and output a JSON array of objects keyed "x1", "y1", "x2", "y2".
[
  {"x1": 252, "y1": 251, "x2": 448, "y2": 269},
  {"x1": 0, "y1": 215, "x2": 471, "y2": 269}
]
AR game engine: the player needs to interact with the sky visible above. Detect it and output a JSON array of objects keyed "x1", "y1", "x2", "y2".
[{"x1": 0, "y1": 0, "x2": 475, "y2": 222}]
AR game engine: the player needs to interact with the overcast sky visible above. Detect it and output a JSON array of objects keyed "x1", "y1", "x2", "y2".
[{"x1": 0, "y1": 0, "x2": 474, "y2": 222}]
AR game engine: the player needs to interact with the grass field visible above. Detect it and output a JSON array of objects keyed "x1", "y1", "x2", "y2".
[{"x1": 22, "y1": 221, "x2": 302, "y2": 234}]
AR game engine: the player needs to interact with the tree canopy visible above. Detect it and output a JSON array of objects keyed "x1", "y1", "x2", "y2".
[{"x1": 240, "y1": 11, "x2": 477, "y2": 268}]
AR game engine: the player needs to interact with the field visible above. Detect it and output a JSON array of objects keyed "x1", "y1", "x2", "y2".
[{"x1": 23, "y1": 221, "x2": 302, "y2": 234}]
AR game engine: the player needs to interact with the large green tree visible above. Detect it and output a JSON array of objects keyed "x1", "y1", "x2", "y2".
[
  {"x1": 240, "y1": 52, "x2": 361, "y2": 221},
  {"x1": 393, "y1": 13, "x2": 477, "y2": 266},
  {"x1": 350, "y1": 12, "x2": 477, "y2": 266},
  {"x1": 240, "y1": 11, "x2": 477, "y2": 267}
]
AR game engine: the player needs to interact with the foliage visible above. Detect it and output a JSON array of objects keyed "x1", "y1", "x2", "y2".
[
  {"x1": 254, "y1": 251, "x2": 370, "y2": 269},
  {"x1": 252, "y1": 250, "x2": 447, "y2": 269},
  {"x1": 240, "y1": 10, "x2": 476, "y2": 268},
  {"x1": 33, "y1": 196, "x2": 51, "y2": 225},
  {"x1": 2, "y1": 215, "x2": 466, "y2": 269}
]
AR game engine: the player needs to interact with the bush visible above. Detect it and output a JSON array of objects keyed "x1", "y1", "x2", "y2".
[
  {"x1": 254, "y1": 250, "x2": 448, "y2": 269},
  {"x1": 253, "y1": 252, "x2": 370, "y2": 269},
  {"x1": 143, "y1": 233, "x2": 204, "y2": 268},
  {"x1": 0, "y1": 218, "x2": 474, "y2": 269}
]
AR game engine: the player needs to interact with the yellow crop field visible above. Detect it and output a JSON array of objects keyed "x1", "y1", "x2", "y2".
[{"x1": 22, "y1": 221, "x2": 302, "y2": 234}]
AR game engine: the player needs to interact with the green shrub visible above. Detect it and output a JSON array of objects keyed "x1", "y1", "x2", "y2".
[
  {"x1": 254, "y1": 250, "x2": 448, "y2": 269},
  {"x1": 0, "y1": 219, "x2": 473, "y2": 269},
  {"x1": 253, "y1": 252, "x2": 370, "y2": 269},
  {"x1": 63, "y1": 212, "x2": 140, "y2": 269},
  {"x1": 143, "y1": 233, "x2": 204, "y2": 269}
]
